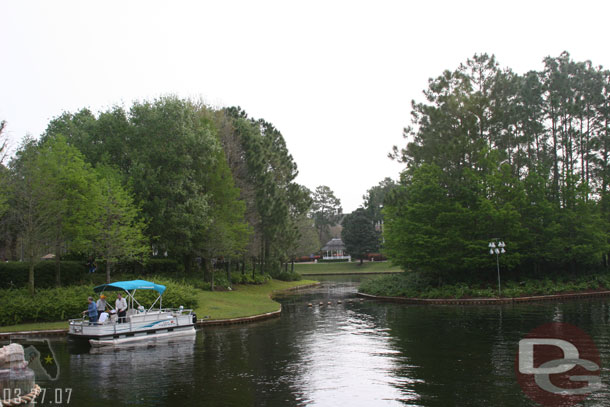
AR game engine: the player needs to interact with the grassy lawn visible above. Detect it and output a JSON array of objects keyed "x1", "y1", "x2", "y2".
[
  {"x1": 195, "y1": 279, "x2": 317, "y2": 320},
  {"x1": 0, "y1": 279, "x2": 318, "y2": 332},
  {"x1": 0, "y1": 321, "x2": 69, "y2": 333},
  {"x1": 294, "y1": 261, "x2": 401, "y2": 275}
]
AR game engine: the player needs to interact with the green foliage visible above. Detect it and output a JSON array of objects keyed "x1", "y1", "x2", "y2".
[
  {"x1": 311, "y1": 185, "x2": 343, "y2": 245},
  {"x1": 113, "y1": 259, "x2": 181, "y2": 274},
  {"x1": 90, "y1": 165, "x2": 149, "y2": 282},
  {"x1": 386, "y1": 53, "x2": 610, "y2": 280},
  {"x1": 230, "y1": 273, "x2": 271, "y2": 285},
  {"x1": 273, "y1": 270, "x2": 302, "y2": 282},
  {"x1": 362, "y1": 177, "x2": 397, "y2": 225},
  {"x1": 0, "y1": 261, "x2": 86, "y2": 289},
  {"x1": 0, "y1": 285, "x2": 94, "y2": 326},
  {"x1": 359, "y1": 271, "x2": 610, "y2": 299},
  {"x1": 0, "y1": 277, "x2": 198, "y2": 326},
  {"x1": 341, "y1": 208, "x2": 379, "y2": 263}
]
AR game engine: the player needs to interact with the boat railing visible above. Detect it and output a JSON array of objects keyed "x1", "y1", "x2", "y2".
[{"x1": 69, "y1": 307, "x2": 194, "y2": 332}]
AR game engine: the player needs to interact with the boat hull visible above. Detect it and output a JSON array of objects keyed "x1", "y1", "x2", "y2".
[
  {"x1": 68, "y1": 309, "x2": 196, "y2": 347},
  {"x1": 89, "y1": 326, "x2": 196, "y2": 347}
]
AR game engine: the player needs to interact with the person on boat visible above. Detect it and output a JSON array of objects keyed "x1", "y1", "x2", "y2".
[
  {"x1": 84, "y1": 297, "x2": 98, "y2": 324},
  {"x1": 115, "y1": 293, "x2": 127, "y2": 323},
  {"x1": 96, "y1": 294, "x2": 107, "y2": 316}
]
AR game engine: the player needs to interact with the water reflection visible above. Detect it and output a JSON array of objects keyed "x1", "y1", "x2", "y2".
[
  {"x1": 68, "y1": 337, "x2": 196, "y2": 405},
  {"x1": 21, "y1": 280, "x2": 610, "y2": 406}
]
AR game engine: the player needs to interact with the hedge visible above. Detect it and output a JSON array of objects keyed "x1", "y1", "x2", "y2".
[
  {"x1": 0, "y1": 277, "x2": 198, "y2": 326},
  {"x1": 0, "y1": 261, "x2": 87, "y2": 289},
  {"x1": 0, "y1": 259, "x2": 183, "y2": 290}
]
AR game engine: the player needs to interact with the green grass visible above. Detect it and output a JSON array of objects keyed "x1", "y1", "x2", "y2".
[
  {"x1": 0, "y1": 321, "x2": 69, "y2": 333},
  {"x1": 0, "y1": 279, "x2": 318, "y2": 332},
  {"x1": 195, "y1": 279, "x2": 317, "y2": 320},
  {"x1": 294, "y1": 261, "x2": 401, "y2": 275}
]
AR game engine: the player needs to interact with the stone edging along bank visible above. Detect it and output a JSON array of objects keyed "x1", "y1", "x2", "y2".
[
  {"x1": 356, "y1": 290, "x2": 610, "y2": 305},
  {"x1": 0, "y1": 282, "x2": 321, "y2": 339}
]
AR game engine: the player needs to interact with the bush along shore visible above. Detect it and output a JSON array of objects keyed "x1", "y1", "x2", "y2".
[
  {"x1": 0, "y1": 273, "x2": 316, "y2": 332},
  {"x1": 359, "y1": 271, "x2": 610, "y2": 300}
]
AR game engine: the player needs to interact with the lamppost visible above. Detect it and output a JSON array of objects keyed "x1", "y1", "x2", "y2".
[{"x1": 489, "y1": 240, "x2": 506, "y2": 296}]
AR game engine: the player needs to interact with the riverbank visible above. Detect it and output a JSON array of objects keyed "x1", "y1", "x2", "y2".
[
  {"x1": 359, "y1": 271, "x2": 610, "y2": 301},
  {"x1": 358, "y1": 290, "x2": 610, "y2": 304},
  {"x1": 294, "y1": 261, "x2": 401, "y2": 275},
  {"x1": 0, "y1": 279, "x2": 318, "y2": 334}
]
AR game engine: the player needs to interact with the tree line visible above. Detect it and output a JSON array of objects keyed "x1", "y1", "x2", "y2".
[
  {"x1": 0, "y1": 97, "x2": 317, "y2": 292},
  {"x1": 385, "y1": 52, "x2": 610, "y2": 282}
]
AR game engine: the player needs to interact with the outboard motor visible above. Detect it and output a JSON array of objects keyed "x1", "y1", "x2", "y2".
[{"x1": 192, "y1": 313, "x2": 197, "y2": 324}]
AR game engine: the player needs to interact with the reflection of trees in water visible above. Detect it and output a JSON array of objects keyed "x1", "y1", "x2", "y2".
[
  {"x1": 69, "y1": 337, "x2": 196, "y2": 406},
  {"x1": 382, "y1": 301, "x2": 610, "y2": 406}
]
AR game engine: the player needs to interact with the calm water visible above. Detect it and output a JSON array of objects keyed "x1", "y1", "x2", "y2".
[{"x1": 7, "y1": 276, "x2": 610, "y2": 406}]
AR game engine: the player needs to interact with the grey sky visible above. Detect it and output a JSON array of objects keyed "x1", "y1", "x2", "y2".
[{"x1": 2, "y1": 0, "x2": 609, "y2": 211}]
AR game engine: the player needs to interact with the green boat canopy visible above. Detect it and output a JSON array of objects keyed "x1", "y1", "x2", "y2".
[{"x1": 93, "y1": 279, "x2": 166, "y2": 295}]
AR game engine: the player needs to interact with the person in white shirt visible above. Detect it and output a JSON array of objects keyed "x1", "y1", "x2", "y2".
[{"x1": 115, "y1": 293, "x2": 127, "y2": 323}]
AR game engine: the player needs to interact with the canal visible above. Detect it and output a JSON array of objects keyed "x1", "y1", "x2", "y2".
[{"x1": 14, "y1": 276, "x2": 610, "y2": 406}]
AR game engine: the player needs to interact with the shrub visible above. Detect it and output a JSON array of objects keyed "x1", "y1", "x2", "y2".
[
  {"x1": 0, "y1": 277, "x2": 198, "y2": 326},
  {"x1": 0, "y1": 261, "x2": 88, "y2": 289},
  {"x1": 275, "y1": 271, "x2": 302, "y2": 282}
]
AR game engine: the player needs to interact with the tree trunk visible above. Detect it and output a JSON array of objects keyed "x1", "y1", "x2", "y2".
[
  {"x1": 55, "y1": 242, "x2": 61, "y2": 287},
  {"x1": 106, "y1": 260, "x2": 112, "y2": 284},
  {"x1": 28, "y1": 259, "x2": 35, "y2": 296}
]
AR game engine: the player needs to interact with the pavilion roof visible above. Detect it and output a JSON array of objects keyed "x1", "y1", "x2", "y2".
[{"x1": 321, "y1": 238, "x2": 345, "y2": 251}]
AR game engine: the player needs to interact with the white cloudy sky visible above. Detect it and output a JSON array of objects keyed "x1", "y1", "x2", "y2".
[{"x1": 2, "y1": 0, "x2": 609, "y2": 211}]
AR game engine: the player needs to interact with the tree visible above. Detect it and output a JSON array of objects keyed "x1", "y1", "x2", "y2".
[
  {"x1": 8, "y1": 138, "x2": 49, "y2": 294},
  {"x1": 199, "y1": 147, "x2": 250, "y2": 290},
  {"x1": 363, "y1": 177, "x2": 397, "y2": 228},
  {"x1": 223, "y1": 107, "x2": 311, "y2": 275},
  {"x1": 311, "y1": 185, "x2": 343, "y2": 245},
  {"x1": 290, "y1": 212, "x2": 320, "y2": 259},
  {"x1": 45, "y1": 97, "x2": 220, "y2": 271},
  {"x1": 386, "y1": 53, "x2": 610, "y2": 280},
  {"x1": 0, "y1": 121, "x2": 9, "y2": 219},
  {"x1": 91, "y1": 165, "x2": 149, "y2": 283},
  {"x1": 341, "y1": 208, "x2": 379, "y2": 265},
  {"x1": 30, "y1": 135, "x2": 97, "y2": 286}
]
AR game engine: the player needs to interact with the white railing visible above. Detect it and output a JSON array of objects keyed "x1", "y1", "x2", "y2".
[{"x1": 322, "y1": 255, "x2": 351, "y2": 261}]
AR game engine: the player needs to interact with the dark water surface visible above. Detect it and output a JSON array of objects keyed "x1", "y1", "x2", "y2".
[{"x1": 14, "y1": 276, "x2": 610, "y2": 406}]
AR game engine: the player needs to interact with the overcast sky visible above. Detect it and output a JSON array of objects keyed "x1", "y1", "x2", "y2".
[{"x1": 2, "y1": 0, "x2": 610, "y2": 211}]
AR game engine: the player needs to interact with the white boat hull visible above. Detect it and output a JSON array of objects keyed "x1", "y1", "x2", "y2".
[
  {"x1": 69, "y1": 309, "x2": 196, "y2": 347},
  {"x1": 89, "y1": 326, "x2": 196, "y2": 347}
]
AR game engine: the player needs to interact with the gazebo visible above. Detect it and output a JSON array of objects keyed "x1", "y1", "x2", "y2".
[{"x1": 321, "y1": 238, "x2": 351, "y2": 261}]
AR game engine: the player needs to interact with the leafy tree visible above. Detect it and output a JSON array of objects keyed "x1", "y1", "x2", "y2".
[
  {"x1": 224, "y1": 107, "x2": 311, "y2": 275},
  {"x1": 341, "y1": 208, "x2": 379, "y2": 265},
  {"x1": 91, "y1": 165, "x2": 149, "y2": 283},
  {"x1": 199, "y1": 147, "x2": 250, "y2": 289},
  {"x1": 290, "y1": 212, "x2": 320, "y2": 259},
  {"x1": 386, "y1": 53, "x2": 610, "y2": 281},
  {"x1": 16, "y1": 135, "x2": 97, "y2": 287},
  {"x1": 8, "y1": 138, "x2": 47, "y2": 294},
  {"x1": 0, "y1": 121, "x2": 9, "y2": 219},
  {"x1": 311, "y1": 185, "x2": 343, "y2": 245},
  {"x1": 363, "y1": 177, "x2": 397, "y2": 228}
]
